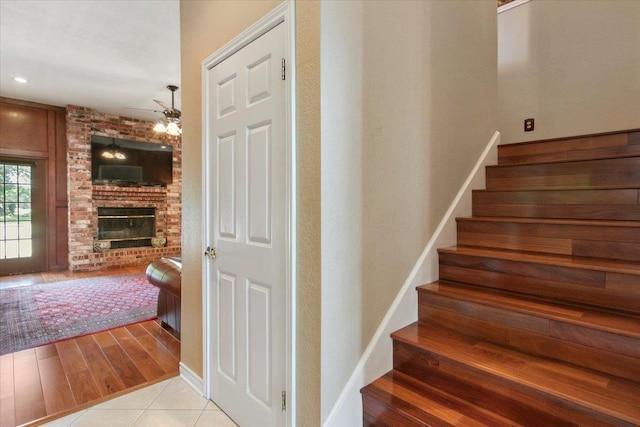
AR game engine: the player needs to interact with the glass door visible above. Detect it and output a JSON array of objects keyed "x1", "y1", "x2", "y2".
[{"x1": 0, "y1": 159, "x2": 46, "y2": 275}]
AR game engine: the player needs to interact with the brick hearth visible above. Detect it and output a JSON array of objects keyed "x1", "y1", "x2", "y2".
[{"x1": 66, "y1": 105, "x2": 181, "y2": 271}]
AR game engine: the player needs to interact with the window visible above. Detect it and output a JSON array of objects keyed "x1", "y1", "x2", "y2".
[{"x1": 1, "y1": 162, "x2": 33, "y2": 259}]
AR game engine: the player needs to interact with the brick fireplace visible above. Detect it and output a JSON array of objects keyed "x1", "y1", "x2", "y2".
[{"x1": 67, "y1": 105, "x2": 181, "y2": 271}]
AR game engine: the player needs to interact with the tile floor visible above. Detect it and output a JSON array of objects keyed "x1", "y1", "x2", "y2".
[{"x1": 42, "y1": 377, "x2": 238, "y2": 427}]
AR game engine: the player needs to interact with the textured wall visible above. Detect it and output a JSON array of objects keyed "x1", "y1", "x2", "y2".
[
  {"x1": 498, "y1": 0, "x2": 640, "y2": 143},
  {"x1": 295, "y1": 2, "x2": 322, "y2": 425},
  {"x1": 320, "y1": 1, "x2": 498, "y2": 423}
]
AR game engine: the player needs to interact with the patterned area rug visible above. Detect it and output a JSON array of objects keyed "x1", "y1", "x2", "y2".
[{"x1": 0, "y1": 274, "x2": 158, "y2": 355}]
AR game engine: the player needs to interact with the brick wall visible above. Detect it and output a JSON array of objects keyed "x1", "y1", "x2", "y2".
[{"x1": 66, "y1": 105, "x2": 181, "y2": 271}]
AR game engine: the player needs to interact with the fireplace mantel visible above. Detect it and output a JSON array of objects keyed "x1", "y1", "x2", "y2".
[{"x1": 93, "y1": 185, "x2": 167, "y2": 202}]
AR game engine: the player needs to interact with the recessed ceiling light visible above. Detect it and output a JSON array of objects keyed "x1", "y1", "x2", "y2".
[{"x1": 14, "y1": 77, "x2": 28, "y2": 83}]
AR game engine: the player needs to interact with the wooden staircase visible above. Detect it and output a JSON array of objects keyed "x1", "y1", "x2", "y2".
[{"x1": 361, "y1": 129, "x2": 640, "y2": 426}]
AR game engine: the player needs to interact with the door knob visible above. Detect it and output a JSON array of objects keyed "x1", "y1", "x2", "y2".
[{"x1": 204, "y1": 246, "x2": 217, "y2": 260}]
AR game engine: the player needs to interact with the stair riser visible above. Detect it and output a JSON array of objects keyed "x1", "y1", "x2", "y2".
[
  {"x1": 473, "y1": 204, "x2": 640, "y2": 221},
  {"x1": 418, "y1": 303, "x2": 640, "y2": 383},
  {"x1": 393, "y1": 340, "x2": 632, "y2": 426},
  {"x1": 438, "y1": 253, "x2": 640, "y2": 314},
  {"x1": 363, "y1": 395, "x2": 434, "y2": 427},
  {"x1": 418, "y1": 291, "x2": 640, "y2": 359},
  {"x1": 486, "y1": 157, "x2": 640, "y2": 190},
  {"x1": 498, "y1": 131, "x2": 640, "y2": 166},
  {"x1": 472, "y1": 189, "x2": 640, "y2": 220},
  {"x1": 362, "y1": 372, "x2": 518, "y2": 427},
  {"x1": 456, "y1": 219, "x2": 640, "y2": 261}
]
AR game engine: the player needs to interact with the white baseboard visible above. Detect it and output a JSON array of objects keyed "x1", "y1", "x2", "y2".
[
  {"x1": 323, "y1": 131, "x2": 501, "y2": 427},
  {"x1": 180, "y1": 362, "x2": 204, "y2": 396}
]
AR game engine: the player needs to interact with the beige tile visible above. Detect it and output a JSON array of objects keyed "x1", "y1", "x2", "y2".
[
  {"x1": 194, "y1": 410, "x2": 238, "y2": 427},
  {"x1": 69, "y1": 409, "x2": 144, "y2": 427},
  {"x1": 132, "y1": 409, "x2": 203, "y2": 427},
  {"x1": 40, "y1": 410, "x2": 87, "y2": 427},
  {"x1": 205, "y1": 400, "x2": 222, "y2": 411},
  {"x1": 95, "y1": 380, "x2": 171, "y2": 410},
  {"x1": 149, "y1": 377, "x2": 208, "y2": 410}
]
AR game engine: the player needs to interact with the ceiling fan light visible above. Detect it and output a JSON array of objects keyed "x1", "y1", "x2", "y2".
[
  {"x1": 114, "y1": 151, "x2": 126, "y2": 160},
  {"x1": 153, "y1": 122, "x2": 167, "y2": 132},
  {"x1": 166, "y1": 121, "x2": 181, "y2": 136},
  {"x1": 101, "y1": 150, "x2": 115, "y2": 159}
]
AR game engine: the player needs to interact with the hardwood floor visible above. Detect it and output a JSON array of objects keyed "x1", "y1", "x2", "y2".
[{"x1": 0, "y1": 267, "x2": 180, "y2": 427}]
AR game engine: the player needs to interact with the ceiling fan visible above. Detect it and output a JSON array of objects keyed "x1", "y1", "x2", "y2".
[
  {"x1": 126, "y1": 85, "x2": 182, "y2": 136},
  {"x1": 152, "y1": 85, "x2": 182, "y2": 136}
]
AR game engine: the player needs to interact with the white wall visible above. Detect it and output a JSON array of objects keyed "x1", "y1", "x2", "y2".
[
  {"x1": 498, "y1": 0, "x2": 640, "y2": 144},
  {"x1": 320, "y1": 1, "x2": 497, "y2": 424}
]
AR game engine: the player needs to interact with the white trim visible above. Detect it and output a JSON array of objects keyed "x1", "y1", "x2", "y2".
[
  {"x1": 323, "y1": 131, "x2": 501, "y2": 427},
  {"x1": 202, "y1": 4, "x2": 287, "y2": 70},
  {"x1": 180, "y1": 362, "x2": 205, "y2": 396},
  {"x1": 201, "y1": 2, "x2": 295, "y2": 426},
  {"x1": 285, "y1": 1, "x2": 297, "y2": 425},
  {"x1": 498, "y1": 0, "x2": 531, "y2": 14}
]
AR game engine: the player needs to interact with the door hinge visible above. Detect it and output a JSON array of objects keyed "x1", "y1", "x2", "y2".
[
  {"x1": 281, "y1": 58, "x2": 286, "y2": 81},
  {"x1": 281, "y1": 390, "x2": 286, "y2": 411}
]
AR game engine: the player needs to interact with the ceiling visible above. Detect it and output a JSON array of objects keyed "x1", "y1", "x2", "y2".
[{"x1": 0, "y1": 0, "x2": 181, "y2": 122}]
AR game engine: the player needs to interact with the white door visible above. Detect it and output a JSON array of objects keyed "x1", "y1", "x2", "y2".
[{"x1": 205, "y1": 21, "x2": 287, "y2": 427}]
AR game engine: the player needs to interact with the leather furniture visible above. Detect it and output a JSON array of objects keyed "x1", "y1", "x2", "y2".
[{"x1": 145, "y1": 257, "x2": 182, "y2": 336}]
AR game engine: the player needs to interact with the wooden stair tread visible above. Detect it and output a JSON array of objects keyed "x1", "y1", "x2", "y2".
[
  {"x1": 362, "y1": 370, "x2": 522, "y2": 426},
  {"x1": 418, "y1": 281, "x2": 640, "y2": 339},
  {"x1": 488, "y1": 154, "x2": 640, "y2": 171},
  {"x1": 457, "y1": 216, "x2": 640, "y2": 228},
  {"x1": 497, "y1": 151, "x2": 640, "y2": 167},
  {"x1": 438, "y1": 246, "x2": 640, "y2": 276},
  {"x1": 473, "y1": 187, "x2": 640, "y2": 199},
  {"x1": 486, "y1": 184, "x2": 640, "y2": 191},
  {"x1": 498, "y1": 129, "x2": 640, "y2": 166},
  {"x1": 392, "y1": 322, "x2": 640, "y2": 425}
]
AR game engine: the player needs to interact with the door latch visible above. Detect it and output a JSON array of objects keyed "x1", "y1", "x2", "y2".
[{"x1": 204, "y1": 246, "x2": 217, "y2": 260}]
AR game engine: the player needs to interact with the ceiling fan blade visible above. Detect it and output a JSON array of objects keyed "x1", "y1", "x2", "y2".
[
  {"x1": 154, "y1": 99, "x2": 171, "y2": 109},
  {"x1": 124, "y1": 107, "x2": 161, "y2": 113}
]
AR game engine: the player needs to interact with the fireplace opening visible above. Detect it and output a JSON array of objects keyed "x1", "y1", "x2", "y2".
[{"x1": 97, "y1": 207, "x2": 155, "y2": 249}]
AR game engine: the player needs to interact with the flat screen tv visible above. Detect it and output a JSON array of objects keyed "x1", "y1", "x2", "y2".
[{"x1": 91, "y1": 136, "x2": 173, "y2": 186}]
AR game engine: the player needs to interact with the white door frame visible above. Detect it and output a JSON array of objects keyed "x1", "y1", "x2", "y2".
[{"x1": 201, "y1": 2, "x2": 296, "y2": 425}]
